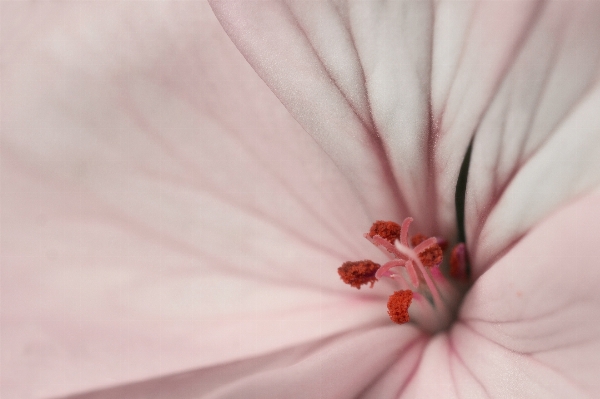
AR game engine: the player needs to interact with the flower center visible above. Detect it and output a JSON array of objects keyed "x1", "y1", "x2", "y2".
[{"x1": 337, "y1": 218, "x2": 469, "y2": 333}]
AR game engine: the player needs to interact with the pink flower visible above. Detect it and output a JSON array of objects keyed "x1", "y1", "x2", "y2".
[{"x1": 2, "y1": 1, "x2": 600, "y2": 398}]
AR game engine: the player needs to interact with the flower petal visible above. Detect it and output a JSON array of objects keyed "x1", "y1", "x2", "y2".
[
  {"x1": 431, "y1": 0, "x2": 541, "y2": 239},
  {"x1": 458, "y1": 193, "x2": 600, "y2": 396},
  {"x1": 209, "y1": 0, "x2": 541, "y2": 238},
  {"x1": 1, "y1": 2, "x2": 389, "y2": 397},
  {"x1": 210, "y1": 0, "x2": 409, "y2": 223},
  {"x1": 49, "y1": 325, "x2": 425, "y2": 399},
  {"x1": 465, "y1": 2, "x2": 600, "y2": 274}
]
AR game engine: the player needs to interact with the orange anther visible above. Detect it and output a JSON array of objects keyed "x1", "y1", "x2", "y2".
[
  {"x1": 410, "y1": 233, "x2": 427, "y2": 247},
  {"x1": 418, "y1": 244, "x2": 443, "y2": 267},
  {"x1": 368, "y1": 220, "x2": 401, "y2": 244},
  {"x1": 387, "y1": 290, "x2": 413, "y2": 324},
  {"x1": 338, "y1": 260, "x2": 380, "y2": 289}
]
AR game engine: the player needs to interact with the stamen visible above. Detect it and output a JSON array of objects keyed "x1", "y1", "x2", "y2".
[
  {"x1": 412, "y1": 237, "x2": 438, "y2": 254},
  {"x1": 430, "y1": 267, "x2": 462, "y2": 306},
  {"x1": 375, "y1": 259, "x2": 406, "y2": 279},
  {"x1": 338, "y1": 260, "x2": 380, "y2": 289},
  {"x1": 400, "y1": 217, "x2": 413, "y2": 246},
  {"x1": 418, "y1": 244, "x2": 443, "y2": 267},
  {"x1": 410, "y1": 233, "x2": 427, "y2": 247},
  {"x1": 410, "y1": 292, "x2": 439, "y2": 331},
  {"x1": 366, "y1": 234, "x2": 407, "y2": 260},
  {"x1": 390, "y1": 271, "x2": 411, "y2": 290},
  {"x1": 404, "y1": 260, "x2": 419, "y2": 288},
  {"x1": 396, "y1": 240, "x2": 445, "y2": 311},
  {"x1": 368, "y1": 221, "x2": 401, "y2": 244},
  {"x1": 387, "y1": 290, "x2": 413, "y2": 324},
  {"x1": 337, "y1": 218, "x2": 468, "y2": 332},
  {"x1": 412, "y1": 234, "x2": 448, "y2": 251}
]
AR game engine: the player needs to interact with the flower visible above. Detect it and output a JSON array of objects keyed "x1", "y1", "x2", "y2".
[{"x1": 3, "y1": 1, "x2": 600, "y2": 398}]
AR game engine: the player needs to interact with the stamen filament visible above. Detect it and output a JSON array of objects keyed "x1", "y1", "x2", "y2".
[
  {"x1": 366, "y1": 234, "x2": 407, "y2": 260},
  {"x1": 391, "y1": 273, "x2": 410, "y2": 290},
  {"x1": 430, "y1": 267, "x2": 462, "y2": 306},
  {"x1": 400, "y1": 217, "x2": 413, "y2": 246},
  {"x1": 375, "y1": 259, "x2": 406, "y2": 279},
  {"x1": 395, "y1": 241, "x2": 445, "y2": 310},
  {"x1": 404, "y1": 260, "x2": 419, "y2": 288},
  {"x1": 413, "y1": 237, "x2": 439, "y2": 254},
  {"x1": 410, "y1": 292, "x2": 442, "y2": 332}
]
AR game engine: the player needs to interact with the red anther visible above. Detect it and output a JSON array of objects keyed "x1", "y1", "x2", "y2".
[
  {"x1": 413, "y1": 234, "x2": 448, "y2": 251},
  {"x1": 338, "y1": 260, "x2": 380, "y2": 289},
  {"x1": 410, "y1": 233, "x2": 427, "y2": 247},
  {"x1": 418, "y1": 244, "x2": 443, "y2": 267},
  {"x1": 368, "y1": 221, "x2": 401, "y2": 244},
  {"x1": 450, "y1": 243, "x2": 468, "y2": 280},
  {"x1": 387, "y1": 290, "x2": 413, "y2": 324}
]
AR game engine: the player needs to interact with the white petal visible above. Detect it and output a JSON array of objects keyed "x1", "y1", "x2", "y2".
[
  {"x1": 210, "y1": 0, "x2": 550, "y2": 241},
  {"x1": 210, "y1": 0, "x2": 408, "y2": 223},
  {"x1": 465, "y1": 2, "x2": 600, "y2": 273}
]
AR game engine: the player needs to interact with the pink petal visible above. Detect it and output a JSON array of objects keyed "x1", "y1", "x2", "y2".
[
  {"x1": 403, "y1": 325, "x2": 583, "y2": 398},
  {"x1": 456, "y1": 193, "x2": 600, "y2": 396},
  {"x1": 465, "y1": 2, "x2": 600, "y2": 275},
  {"x1": 47, "y1": 325, "x2": 425, "y2": 399},
  {"x1": 1, "y1": 2, "x2": 389, "y2": 397}
]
